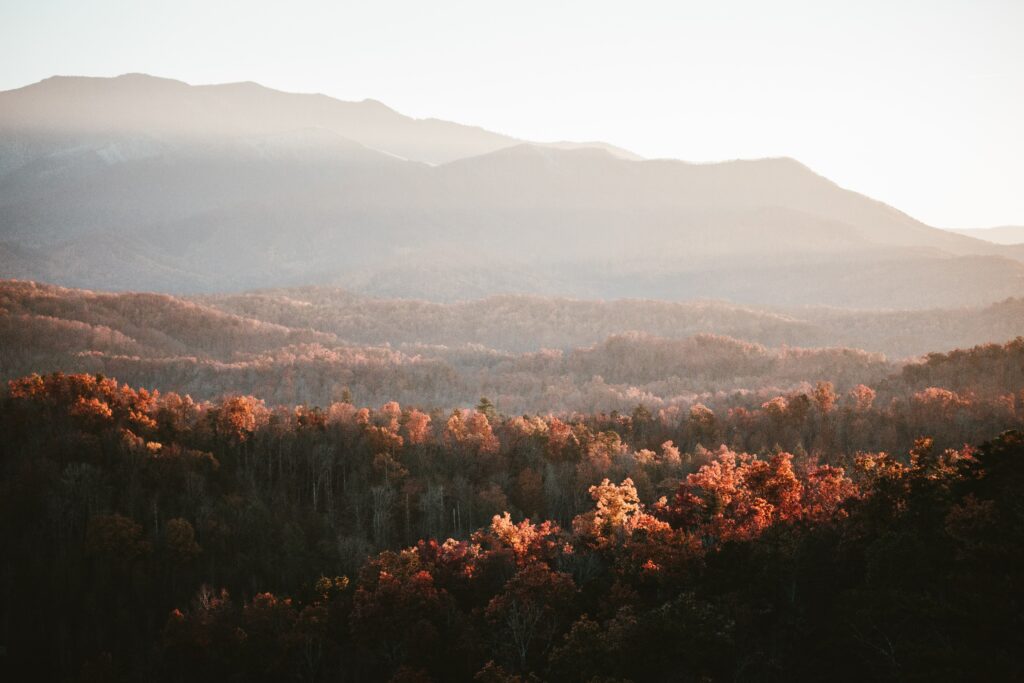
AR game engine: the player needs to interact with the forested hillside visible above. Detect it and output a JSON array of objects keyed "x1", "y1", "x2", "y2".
[
  {"x1": 5, "y1": 281, "x2": 1023, "y2": 680},
  {"x1": 198, "y1": 286, "x2": 1024, "y2": 357},
  {"x1": 2, "y1": 371, "x2": 1021, "y2": 680},
  {"x1": 4, "y1": 280, "x2": 1024, "y2": 413}
]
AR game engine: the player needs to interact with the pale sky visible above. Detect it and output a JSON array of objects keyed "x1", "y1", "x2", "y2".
[{"x1": 1, "y1": 0, "x2": 1022, "y2": 228}]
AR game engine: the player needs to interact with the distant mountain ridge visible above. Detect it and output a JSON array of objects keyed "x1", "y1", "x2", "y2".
[
  {"x1": 947, "y1": 225, "x2": 1024, "y2": 245},
  {"x1": 1, "y1": 73, "x2": 1022, "y2": 308},
  {"x1": 6, "y1": 278, "x2": 1024, "y2": 360},
  {"x1": 4, "y1": 278, "x2": 1024, "y2": 410},
  {"x1": 0, "y1": 73, "x2": 640, "y2": 164}
]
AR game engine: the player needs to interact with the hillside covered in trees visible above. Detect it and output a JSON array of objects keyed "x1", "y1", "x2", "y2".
[
  {"x1": 3, "y1": 273, "x2": 1024, "y2": 683},
  {"x1": 1, "y1": 369, "x2": 1022, "y2": 680},
  {"x1": 4, "y1": 280, "x2": 1024, "y2": 414},
  {"x1": 4, "y1": 280, "x2": 1023, "y2": 681}
]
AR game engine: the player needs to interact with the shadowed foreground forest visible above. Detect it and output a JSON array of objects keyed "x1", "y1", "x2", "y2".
[{"x1": 1, "y1": 350, "x2": 1023, "y2": 680}]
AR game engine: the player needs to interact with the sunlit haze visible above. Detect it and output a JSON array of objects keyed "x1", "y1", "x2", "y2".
[
  {"x1": 2, "y1": 0, "x2": 1021, "y2": 228},
  {"x1": 5, "y1": 4, "x2": 1024, "y2": 680}
]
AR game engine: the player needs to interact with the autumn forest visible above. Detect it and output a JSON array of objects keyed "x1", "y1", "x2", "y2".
[
  {"x1": 2, "y1": 353, "x2": 1023, "y2": 680},
  {"x1": 2, "y1": 278, "x2": 1024, "y2": 679},
  {"x1": 3, "y1": 24, "x2": 1024, "y2": 681}
]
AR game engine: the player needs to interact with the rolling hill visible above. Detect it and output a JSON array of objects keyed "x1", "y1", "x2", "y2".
[{"x1": 4, "y1": 279, "x2": 1024, "y2": 411}]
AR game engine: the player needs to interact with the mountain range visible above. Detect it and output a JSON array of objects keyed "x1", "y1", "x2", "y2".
[{"x1": 1, "y1": 73, "x2": 1023, "y2": 308}]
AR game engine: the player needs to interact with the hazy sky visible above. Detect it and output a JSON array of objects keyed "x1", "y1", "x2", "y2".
[{"x1": 2, "y1": 0, "x2": 1022, "y2": 228}]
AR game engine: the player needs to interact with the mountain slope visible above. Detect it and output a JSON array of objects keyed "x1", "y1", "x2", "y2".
[
  {"x1": 1, "y1": 74, "x2": 1022, "y2": 307},
  {"x1": 0, "y1": 73, "x2": 640, "y2": 165},
  {"x1": 948, "y1": 225, "x2": 1024, "y2": 245}
]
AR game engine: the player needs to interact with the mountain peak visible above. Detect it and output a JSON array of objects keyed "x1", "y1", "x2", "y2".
[
  {"x1": 0, "y1": 73, "x2": 518, "y2": 163},
  {"x1": 113, "y1": 72, "x2": 179, "y2": 82}
]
